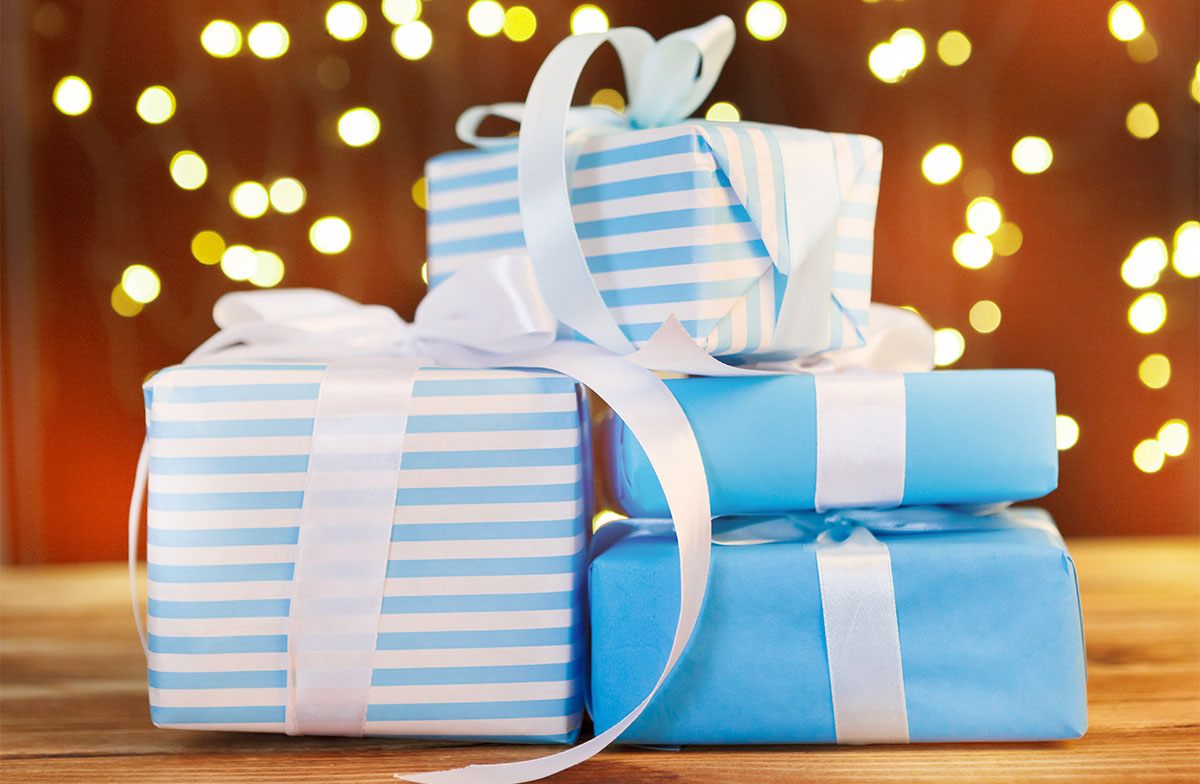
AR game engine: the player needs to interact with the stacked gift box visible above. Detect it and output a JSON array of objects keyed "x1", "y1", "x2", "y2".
[{"x1": 135, "y1": 14, "x2": 1084, "y2": 772}]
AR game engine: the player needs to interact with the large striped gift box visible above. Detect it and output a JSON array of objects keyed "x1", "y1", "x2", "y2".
[
  {"x1": 142, "y1": 363, "x2": 590, "y2": 743},
  {"x1": 425, "y1": 121, "x2": 882, "y2": 360}
]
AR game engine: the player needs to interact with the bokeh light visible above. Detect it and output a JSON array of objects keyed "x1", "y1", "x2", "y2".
[
  {"x1": 1126, "y1": 102, "x2": 1159, "y2": 139},
  {"x1": 310, "y1": 217, "x2": 352, "y2": 254},
  {"x1": 1173, "y1": 221, "x2": 1200, "y2": 277},
  {"x1": 326, "y1": 3, "x2": 367, "y2": 41},
  {"x1": 953, "y1": 233, "x2": 993, "y2": 269},
  {"x1": 705, "y1": 102, "x2": 740, "y2": 122},
  {"x1": 966, "y1": 197, "x2": 1002, "y2": 235},
  {"x1": 922, "y1": 144, "x2": 962, "y2": 184},
  {"x1": 992, "y1": 222, "x2": 1023, "y2": 256},
  {"x1": 392, "y1": 21, "x2": 433, "y2": 59},
  {"x1": 230, "y1": 181, "x2": 270, "y2": 218},
  {"x1": 249, "y1": 250, "x2": 285, "y2": 288},
  {"x1": 969, "y1": 300, "x2": 1001, "y2": 333},
  {"x1": 1012, "y1": 136, "x2": 1052, "y2": 174},
  {"x1": 1158, "y1": 420, "x2": 1189, "y2": 457},
  {"x1": 52, "y1": 76, "x2": 91, "y2": 115},
  {"x1": 1133, "y1": 438, "x2": 1164, "y2": 473},
  {"x1": 111, "y1": 285, "x2": 143, "y2": 318},
  {"x1": 412, "y1": 177, "x2": 428, "y2": 209},
  {"x1": 1055, "y1": 415, "x2": 1080, "y2": 451},
  {"x1": 135, "y1": 86, "x2": 175, "y2": 124},
  {"x1": 382, "y1": 0, "x2": 421, "y2": 25},
  {"x1": 468, "y1": 0, "x2": 505, "y2": 36},
  {"x1": 1126, "y1": 30, "x2": 1158, "y2": 63},
  {"x1": 571, "y1": 5, "x2": 609, "y2": 35},
  {"x1": 338, "y1": 107, "x2": 381, "y2": 146},
  {"x1": 591, "y1": 88, "x2": 625, "y2": 112},
  {"x1": 937, "y1": 30, "x2": 971, "y2": 66},
  {"x1": 1121, "y1": 237, "x2": 1168, "y2": 288},
  {"x1": 421, "y1": 261, "x2": 429, "y2": 284},
  {"x1": 1108, "y1": 2, "x2": 1144, "y2": 41},
  {"x1": 122, "y1": 264, "x2": 161, "y2": 303},
  {"x1": 503, "y1": 6, "x2": 537, "y2": 41},
  {"x1": 220, "y1": 245, "x2": 256, "y2": 281},
  {"x1": 269, "y1": 177, "x2": 306, "y2": 214},
  {"x1": 1138, "y1": 354, "x2": 1171, "y2": 389},
  {"x1": 1128, "y1": 292, "x2": 1166, "y2": 333},
  {"x1": 191, "y1": 230, "x2": 225, "y2": 265},
  {"x1": 201, "y1": 20, "x2": 242, "y2": 57},
  {"x1": 868, "y1": 42, "x2": 905, "y2": 83},
  {"x1": 933, "y1": 328, "x2": 965, "y2": 366},
  {"x1": 248, "y1": 22, "x2": 289, "y2": 58},
  {"x1": 891, "y1": 28, "x2": 925, "y2": 69},
  {"x1": 745, "y1": 1, "x2": 786, "y2": 42},
  {"x1": 169, "y1": 151, "x2": 207, "y2": 190}
]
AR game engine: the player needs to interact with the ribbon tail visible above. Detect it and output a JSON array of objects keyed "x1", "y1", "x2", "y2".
[{"x1": 397, "y1": 342, "x2": 711, "y2": 784}]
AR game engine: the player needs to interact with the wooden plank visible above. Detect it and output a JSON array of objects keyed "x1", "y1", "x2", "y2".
[{"x1": 1, "y1": 538, "x2": 1198, "y2": 782}]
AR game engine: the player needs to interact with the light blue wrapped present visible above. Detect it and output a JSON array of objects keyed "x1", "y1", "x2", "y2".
[
  {"x1": 588, "y1": 508, "x2": 1087, "y2": 745},
  {"x1": 605, "y1": 370, "x2": 1059, "y2": 517},
  {"x1": 142, "y1": 362, "x2": 589, "y2": 743}
]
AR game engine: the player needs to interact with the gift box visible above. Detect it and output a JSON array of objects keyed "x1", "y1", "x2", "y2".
[
  {"x1": 142, "y1": 362, "x2": 589, "y2": 742},
  {"x1": 426, "y1": 121, "x2": 882, "y2": 359},
  {"x1": 605, "y1": 370, "x2": 1059, "y2": 517},
  {"x1": 588, "y1": 508, "x2": 1087, "y2": 745}
]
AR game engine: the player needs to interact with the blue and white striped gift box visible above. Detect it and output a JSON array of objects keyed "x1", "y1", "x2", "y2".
[
  {"x1": 142, "y1": 363, "x2": 589, "y2": 743},
  {"x1": 426, "y1": 121, "x2": 882, "y2": 359}
]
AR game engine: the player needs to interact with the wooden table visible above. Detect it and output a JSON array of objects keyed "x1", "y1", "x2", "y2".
[{"x1": 2, "y1": 538, "x2": 1198, "y2": 783}]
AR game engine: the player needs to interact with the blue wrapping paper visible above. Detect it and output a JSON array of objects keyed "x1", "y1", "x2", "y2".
[
  {"x1": 605, "y1": 370, "x2": 1058, "y2": 517},
  {"x1": 588, "y1": 508, "x2": 1087, "y2": 744}
]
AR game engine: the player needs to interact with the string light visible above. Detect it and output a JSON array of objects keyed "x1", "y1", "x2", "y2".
[
  {"x1": 590, "y1": 88, "x2": 625, "y2": 112},
  {"x1": 52, "y1": 76, "x2": 91, "y2": 115},
  {"x1": 1055, "y1": 415, "x2": 1079, "y2": 451},
  {"x1": 468, "y1": 1, "x2": 504, "y2": 36},
  {"x1": 121, "y1": 264, "x2": 161, "y2": 303},
  {"x1": 992, "y1": 222, "x2": 1023, "y2": 256},
  {"x1": 1108, "y1": 2, "x2": 1144, "y2": 41},
  {"x1": 969, "y1": 300, "x2": 1001, "y2": 333},
  {"x1": 310, "y1": 217, "x2": 352, "y2": 254},
  {"x1": 249, "y1": 250, "x2": 285, "y2": 287},
  {"x1": 248, "y1": 22, "x2": 289, "y2": 58},
  {"x1": 135, "y1": 86, "x2": 175, "y2": 124},
  {"x1": 891, "y1": 28, "x2": 925, "y2": 69},
  {"x1": 1173, "y1": 221, "x2": 1200, "y2": 277},
  {"x1": 1128, "y1": 292, "x2": 1166, "y2": 334},
  {"x1": 220, "y1": 244, "x2": 256, "y2": 280},
  {"x1": 338, "y1": 107, "x2": 381, "y2": 146},
  {"x1": 1133, "y1": 439, "x2": 1164, "y2": 473},
  {"x1": 1138, "y1": 354, "x2": 1170, "y2": 389},
  {"x1": 169, "y1": 151, "x2": 207, "y2": 190},
  {"x1": 230, "y1": 181, "x2": 270, "y2": 218},
  {"x1": 745, "y1": 1, "x2": 786, "y2": 42},
  {"x1": 571, "y1": 5, "x2": 609, "y2": 35},
  {"x1": 868, "y1": 42, "x2": 905, "y2": 83},
  {"x1": 1191, "y1": 62, "x2": 1200, "y2": 103},
  {"x1": 411, "y1": 177, "x2": 427, "y2": 209},
  {"x1": 382, "y1": 0, "x2": 421, "y2": 25},
  {"x1": 937, "y1": 31, "x2": 971, "y2": 66},
  {"x1": 326, "y1": 3, "x2": 367, "y2": 41},
  {"x1": 191, "y1": 230, "x2": 225, "y2": 265},
  {"x1": 392, "y1": 21, "x2": 433, "y2": 59},
  {"x1": 953, "y1": 233, "x2": 993, "y2": 269},
  {"x1": 201, "y1": 20, "x2": 242, "y2": 57},
  {"x1": 933, "y1": 328, "x2": 965, "y2": 366},
  {"x1": 503, "y1": 6, "x2": 537, "y2": 41},
  {"x1": 111, "y1": 285, "x2": 143, "y2": 317},
  {"x1": 1125, "y1": 102, "x2": 1159, "y2": 139},
  {"x1": 268, "y1": 177, "x2": 306, "y2": 213},
  {"x1": 922, "y1": 144, "x2": 962, "y2": 184},
  {"x1": 1158, "y1": 420, "x2": 1189, "y2": 457},
  {"x1": 966, "y1": 197, "x2": 1002, "y2": 235},
  {"x1": 1012, "y1": 136, "x2": 1052, "y2": 174},
  {"x1": 705, "y1": 102, "x2": 740, "y2": 122}
]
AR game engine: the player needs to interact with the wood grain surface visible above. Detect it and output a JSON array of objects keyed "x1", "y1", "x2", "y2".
[{"x1": 2, "y1": 537, "x2": 1198, "y2": 783}]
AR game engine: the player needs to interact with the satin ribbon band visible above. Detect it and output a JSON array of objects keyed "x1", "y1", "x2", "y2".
[{"x1": 813, "y1": 372, "x2": 907, "y2": 512}]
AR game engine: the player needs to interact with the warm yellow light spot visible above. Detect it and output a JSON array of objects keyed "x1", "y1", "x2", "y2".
[
  {"x1": 590, "y1": 88, "x2": 625, "y2": 113},
  {"x1": 1121, "y1": 237, "x2": 1167, "y2": 288},
  {"x1": 122, "y1": 264, "x2": 161, "y2": 303},
  {"x1": 383, "y1": 0, "x2": 421, "y2": 24},
  {"x1": 1173, "y1": 221, "x2": 1200, "y2": 277},
  {"x1": 249, "y1": 250, "x2": 285, "y2": 288},
  {"x1": 111, "y1": 284, "x2": 143, "y2": 317},
  {"x1": 1055, "y1": 415, "x2": 1079, "y2": 451},
  {"x1": 966, "y1": 197, "x2": 1002, "y2": 235},
  {"x1": 169, "y1": 151, "x2": 207, "y2": 190},
  {"x1": 503, "y1": 6, "x2": 536, "y2": 42},
  {"x1": 1128, "y1": 292, "x2": 1166, "y2": 333},
  {"x1": 392, "y1": 20, "x2": 433, "y2": 59},
  {"x1": 937, "y1": 30, "x2": 971, "y2": 66},
  {"x1": 248, "y1": 22, "x2": 289, "y2": 58},
  {"x1": 1191, "y1": 68, "x2": 1200, "y2": 104},
  {"x1": 1158, "y1": 420, "x2": 1189, "y2": 457},
  {"x1": 468, "y1": 0, "x2": 505, "y2": 36},
  {"x1": 191, "y1": 230, "x2": 225, "y2": 265},
  {"x1": 52, "y1": 76, "x2": 91, "y2": 115},
  {"x1": 1012, "y1": 136, "x2": 1052, "y2": 174},
  {"x1": 420, "y1": 261, "x2": 429, "y2": 284},
  {"x1": 745, "y1": 1, "x2": 786, "y2": 42},
  {"x1": 969, "y1": 300, "x2": 1001, "y2": 333},
  {"x1": 201, "y1": 20, "x2": 242, "y2": 57},
  {"x1": 136, "y1": 86, "x2": 175, "y2": 124},
  {"x1": 1108, "y1": 2, "x2": 1144, "y2": 41},
  {"x1": 338, "y1": 107, "x2": 381, "y2": 146},
  {"x1": 1138, "y1": 354, "x2": 1171, "y2": 389},
  {"x1": 922, "y1": 144, "x2": 962, "y2": 184},
  {"x1": 899, "y1": 305, "x2": 921, "y2": 316},
  {"x1": 326, "y1": 3, "x2": 367, "y2": 40},
  {"x1": 1126, "y1": 31, "x2": 1158, "y2": 63},
  {"x1": 230, "y1": 181, "x2": 269, "y2": 219},
  {"x1": 933, "y1": 328, "x2": 965, "y2": 367},
  {"x1": 868, "y1": 42, "x2": 906, "y2": 83},
  {"x1": 411, "y1": 177, "x2": 427, "y2": 209},
  {"x1": 220, "y1": 245, "x2": 256, "y2": 281},
  {"x1": 1133, "y1": 439, "x2": 1164, "y2": 473},
  {"x1": 705, "y1": 101, "x2": 740, "y2": 122},
  {"x1": 593, "y1": 509, "x2": 628, "y2": 529},
  {"x1": 992, "y1": 222, "x2": 1023, "y2": 256},
  {"x1": 890, "y1": 28, "x2": 925, "y2": 69},
  {"x1": 571, "y1": 5, "x2": 609, "y2": 35},
  {"x1": 953, "y1": 233, "x2": 993, "y2": 269},
  {"x1": 310, "y1": 217, "x2": 351, "y2": 254},
  {"x1": 1125, "y1": 102, "x2": 1159, "y2": 139},
  {"x1": 268, "y1": 177, "x2": 306, "y2": 214}
]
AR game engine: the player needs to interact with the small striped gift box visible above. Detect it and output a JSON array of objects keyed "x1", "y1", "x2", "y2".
[
  {"x1": 425, "y1": 121, "x2": 882, "y2": 359},
  {"x1": 142, "y1": 363, "x2": 589, "y2": 743}
]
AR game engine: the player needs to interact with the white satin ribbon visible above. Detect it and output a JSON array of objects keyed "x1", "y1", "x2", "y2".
[{"x1": 813, "y1": 372, "x2": 907, "y2": 512}]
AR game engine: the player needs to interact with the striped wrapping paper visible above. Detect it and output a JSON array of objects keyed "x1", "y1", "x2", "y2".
[
  {"x1": 425, "y1": 121, "x2": 882, "y2": 359},
  {"x1": 142, "y1": 363, "x2": 589, "y2": 743}
]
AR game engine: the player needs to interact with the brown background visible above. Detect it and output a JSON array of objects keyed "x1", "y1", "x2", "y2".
[{"x1": 2, "y1": 0, "x2": 1197, "y2": 562}]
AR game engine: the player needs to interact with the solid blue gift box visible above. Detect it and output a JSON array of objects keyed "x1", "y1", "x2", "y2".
[
  {"x1": 604, "y1": 370, "x2": 1058, "y2": 517},
  {"x1": 588, "y1": 509, "x2": 1087, "y2": 744}
]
